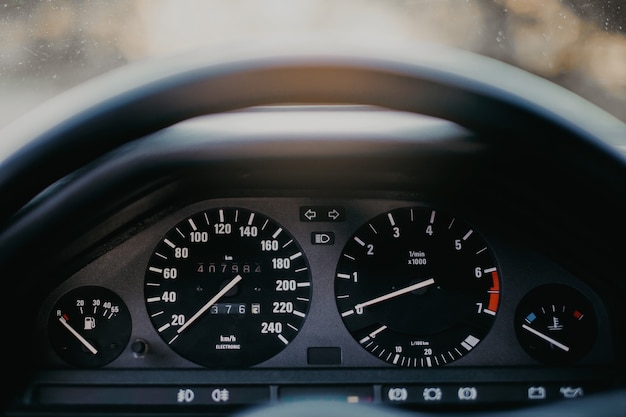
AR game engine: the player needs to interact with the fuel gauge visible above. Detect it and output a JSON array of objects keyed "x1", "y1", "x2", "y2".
[
  {"x1": 48, "y1": 286, "x2": 132, "y2": 368},
  {"x1": 515, "y1": 284, "x2": 597, "y2": 364}
]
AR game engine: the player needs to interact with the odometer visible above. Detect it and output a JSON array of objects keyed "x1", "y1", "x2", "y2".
[
  {"x1": 335, "y1": 206, "x2": 500, "y2": 368},
  {"x1": 144, "y1": 207, "x2": 311, "y2": 368}
]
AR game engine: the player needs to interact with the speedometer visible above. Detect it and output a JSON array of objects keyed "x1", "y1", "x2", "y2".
[
  {"x1": 144, "y1": 207, "x2": 311, "y2": 368},
  {"x1": 335, "y1": 206, "x2": 500, "y2": 368}
]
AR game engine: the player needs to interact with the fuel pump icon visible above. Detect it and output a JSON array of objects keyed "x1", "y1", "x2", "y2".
[{"x1": 84, "y1": 316, "x2": 96, "y2": 330}]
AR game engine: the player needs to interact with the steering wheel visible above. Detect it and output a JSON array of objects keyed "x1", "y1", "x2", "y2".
[
  {"x1": 1, "y1": 39, "x2": 626, "y2": 416},
  {"x1": 2, "y1": 40, "x2": 626, "y2": 228}
]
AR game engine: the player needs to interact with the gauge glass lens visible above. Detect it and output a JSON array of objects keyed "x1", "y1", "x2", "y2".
[
  {"x1": 144, "y1": 207, "x2": 311, "y2": 368},
  {"x1": 335, "y1": 206, "x2": 500, "y2": 368},
  {"x1": 515, "y1": 284, "x2": 597, "y2": 364},
  {"x1": 48, "y1": 286, "x2": 131, "y2": 368}
]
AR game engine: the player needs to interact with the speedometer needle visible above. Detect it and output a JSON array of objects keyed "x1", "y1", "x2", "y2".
[
  {"x1": 58, "y1": 315, "x2": 98, "y2": 355},
  {"x1": 354, "y1": 278, "x2": 435, "y2": 313},
  {"x1": 177, "y1": 274, "x2": 243, "y2": 334}
]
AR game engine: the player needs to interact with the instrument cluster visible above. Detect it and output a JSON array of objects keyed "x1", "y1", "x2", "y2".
[{"x1": 38, "y1": 197, "x2": 613, "y2": 371}]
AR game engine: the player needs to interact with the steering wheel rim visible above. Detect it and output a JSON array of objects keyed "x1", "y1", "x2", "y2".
[{"x1": 1, "y1": 39, "x2": 625, "y2": 226}]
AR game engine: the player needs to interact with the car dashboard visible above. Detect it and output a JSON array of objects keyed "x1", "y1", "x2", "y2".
[{"x1": 2, "y1": 104, "x2": 625, "y2": 417}]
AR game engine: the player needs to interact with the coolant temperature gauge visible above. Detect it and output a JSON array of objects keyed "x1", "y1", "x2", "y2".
[
  {"x1": 515, "y1": 284, "x2": 597, "y2": 364},
  {"x1": 48, "y1": 286, "x2": 132, "y2": 368}
]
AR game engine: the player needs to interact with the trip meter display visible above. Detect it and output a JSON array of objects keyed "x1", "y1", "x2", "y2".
[
  {"x1": 335, "y1": 206, "x2": 500, "y2": 367},
  {"x1": 144, "y1": 207, "x2": 311, "y2": 368}
]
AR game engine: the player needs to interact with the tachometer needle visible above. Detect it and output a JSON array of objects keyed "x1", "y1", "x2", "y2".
[
  {"x1": 521, "y1": 324, "x2": 570, "y2": 352},
  {"x1": 354, "y1": 278, "x2": 435, "y2": 313},
  {"x1": 177, "y1": 274, "x2": 243, "y2": 334},
  {"x1": 58, "y1": 316, "x2": 98, "y2": 355}
]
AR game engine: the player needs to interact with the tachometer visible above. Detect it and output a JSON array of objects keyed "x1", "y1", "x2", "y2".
[
  {"x1": 144, "y1": 207, "x2": 311, "y2": 368},
  {"x1": 335, "y1": 206, "x2": 500, "y2": 367}
]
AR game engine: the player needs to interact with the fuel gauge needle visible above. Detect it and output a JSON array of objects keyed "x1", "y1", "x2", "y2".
[
  {"x1": 521, "y1": 324, "x2": 570, "y2": 352},
  {"x1": 354, "y1": 278, "x2": 435, "y2": 313},
  {"x1": 58, "y1": 315, "x2": 98, "y2": 355},
  {"x1": 177, "y1": 274, "x2": 243, "y2": 334}
]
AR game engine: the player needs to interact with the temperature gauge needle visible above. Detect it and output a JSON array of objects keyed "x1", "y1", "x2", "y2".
[
  {"x1": 521, "y1": 324, "x2": 570, "y2": 352},
  {"x1": 354, "y1": 278, "x2": 435, "y2": 312},
  {"x1": 177, "y1": 274, "x2": 243, "y2": 334},
  {"x1": 58, "y1": 315, "x2": 98, "y2": 355}
]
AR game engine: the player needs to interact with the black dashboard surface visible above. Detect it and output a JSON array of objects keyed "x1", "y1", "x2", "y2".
[{"x1": 2, "y1": 107, "x2": 623, "y2": 415}]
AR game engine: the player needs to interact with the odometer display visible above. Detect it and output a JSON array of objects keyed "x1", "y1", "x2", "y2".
[
  {"x1": 144, "y1": 207, "x2": 311, "y2": 368},
  {"x1": 335, "y1": 206, "x2": 500, "y2": 368}
]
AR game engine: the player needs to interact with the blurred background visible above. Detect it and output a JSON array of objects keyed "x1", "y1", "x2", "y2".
[{"x1": 1, "y1": 0, "x2": 625, "y2": 127}]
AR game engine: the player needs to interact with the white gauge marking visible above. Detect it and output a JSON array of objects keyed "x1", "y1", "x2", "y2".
[
  {"x1": 149, "y1": 267, "x2": 163, "y2": 274},
  {"x1": 158, "y1": 322, "x2": 171, "y2": 333},
  {"x1": 272, "y1": 228, "x2": 282, "y2": 239},
  {"x1": 476, "y1": 247, "x2": 487, "y2": 255},
  {"x1": 164, "y1": 239, "x2": 176, "y2": 249},
  {"x1": 465, "y1": 335, "x2": 480, "y2": 346},
  {"x1": 369, "y1": 223, "x2": 378, "y2": 234},
  {"x1": 461, "y1": 336, "x2": 481, "y2": 351},
  {"x1": 155, "y1": 252, "x2": 167, "y2": 260},
  {"x1": 248, "y1": 212, "x2": 255, "y2": 225},
  {"x1": 387, "y1": 213, "x2": 396, "y2": 226},
  {"x1": 176, "y1": 275, "x2": 243, "y2": 334},
  {"x1": 261, "y1": 219, "x2": 269, "y2": 230},
  {"x1": 293, "y1": 310, "x2": 306, "y2": 318},
  {"x1": 188, "y1": 218, "x2": 198, "y2": 231},
  {"x1": 289, "y1": 252, "x2": 302, "y2": 260},
  {"x1": 219, "y1": 209, "x2": 225, "y2": 223},
  {"x1": 278, "y1": 334, "x2": 289, "y2": 345},
  {"x1": 463, "y1": 230, "x2": 473, "y2": 240},
  {"x1": 521, "y1": 324, "x2": 570, "y2": 352},
  {"x1": 58, "y1": 316, "x2": 98, "y2": 355},
  {"x1": 483, "y1": 309, "x2": 496, "y2": 316},
  {"x1": 297, "y1": 282, "x2": 310, "y2": 287},
  {"x1": 204, "y1": 212, "x2": 210, "y2": 225},
  {"x1": 146, "y1": 296, "x2": 161, "y2": 303},
  {"x1": 337, "y1": 273, "x2": 351, "y2": 280},
  {"x1": 354, "y1": 236, "x2": 366, "y2": 246},
  {"x1": 429, "y1": 210, "x2": 436, "y2": 224},
  {"x1": 294, "y1": 267, "x2": 308, "y2": 273},
  {"x1": 484, "y1": 267, "x2": 497, "y2": 273},
  {"x1": 287, "y1": 323, "x2": 299, "y2": 331},
  {"x1": 283, "y1": 239, "x2": 293, "y2": 248},
  {"x1": 341, "y1": 309, "x2": 355, "y2": 317},
  {"x1": 146, "y1": 282, "x2": 160, "y2": 287},
  {"x1": 343, "y1": 254, "x2": 355, "y2": 261}
]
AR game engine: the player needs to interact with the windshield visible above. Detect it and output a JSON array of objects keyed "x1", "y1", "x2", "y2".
[{"x1": 1, "y1": 0, "x2": 625, "y2": 127}]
